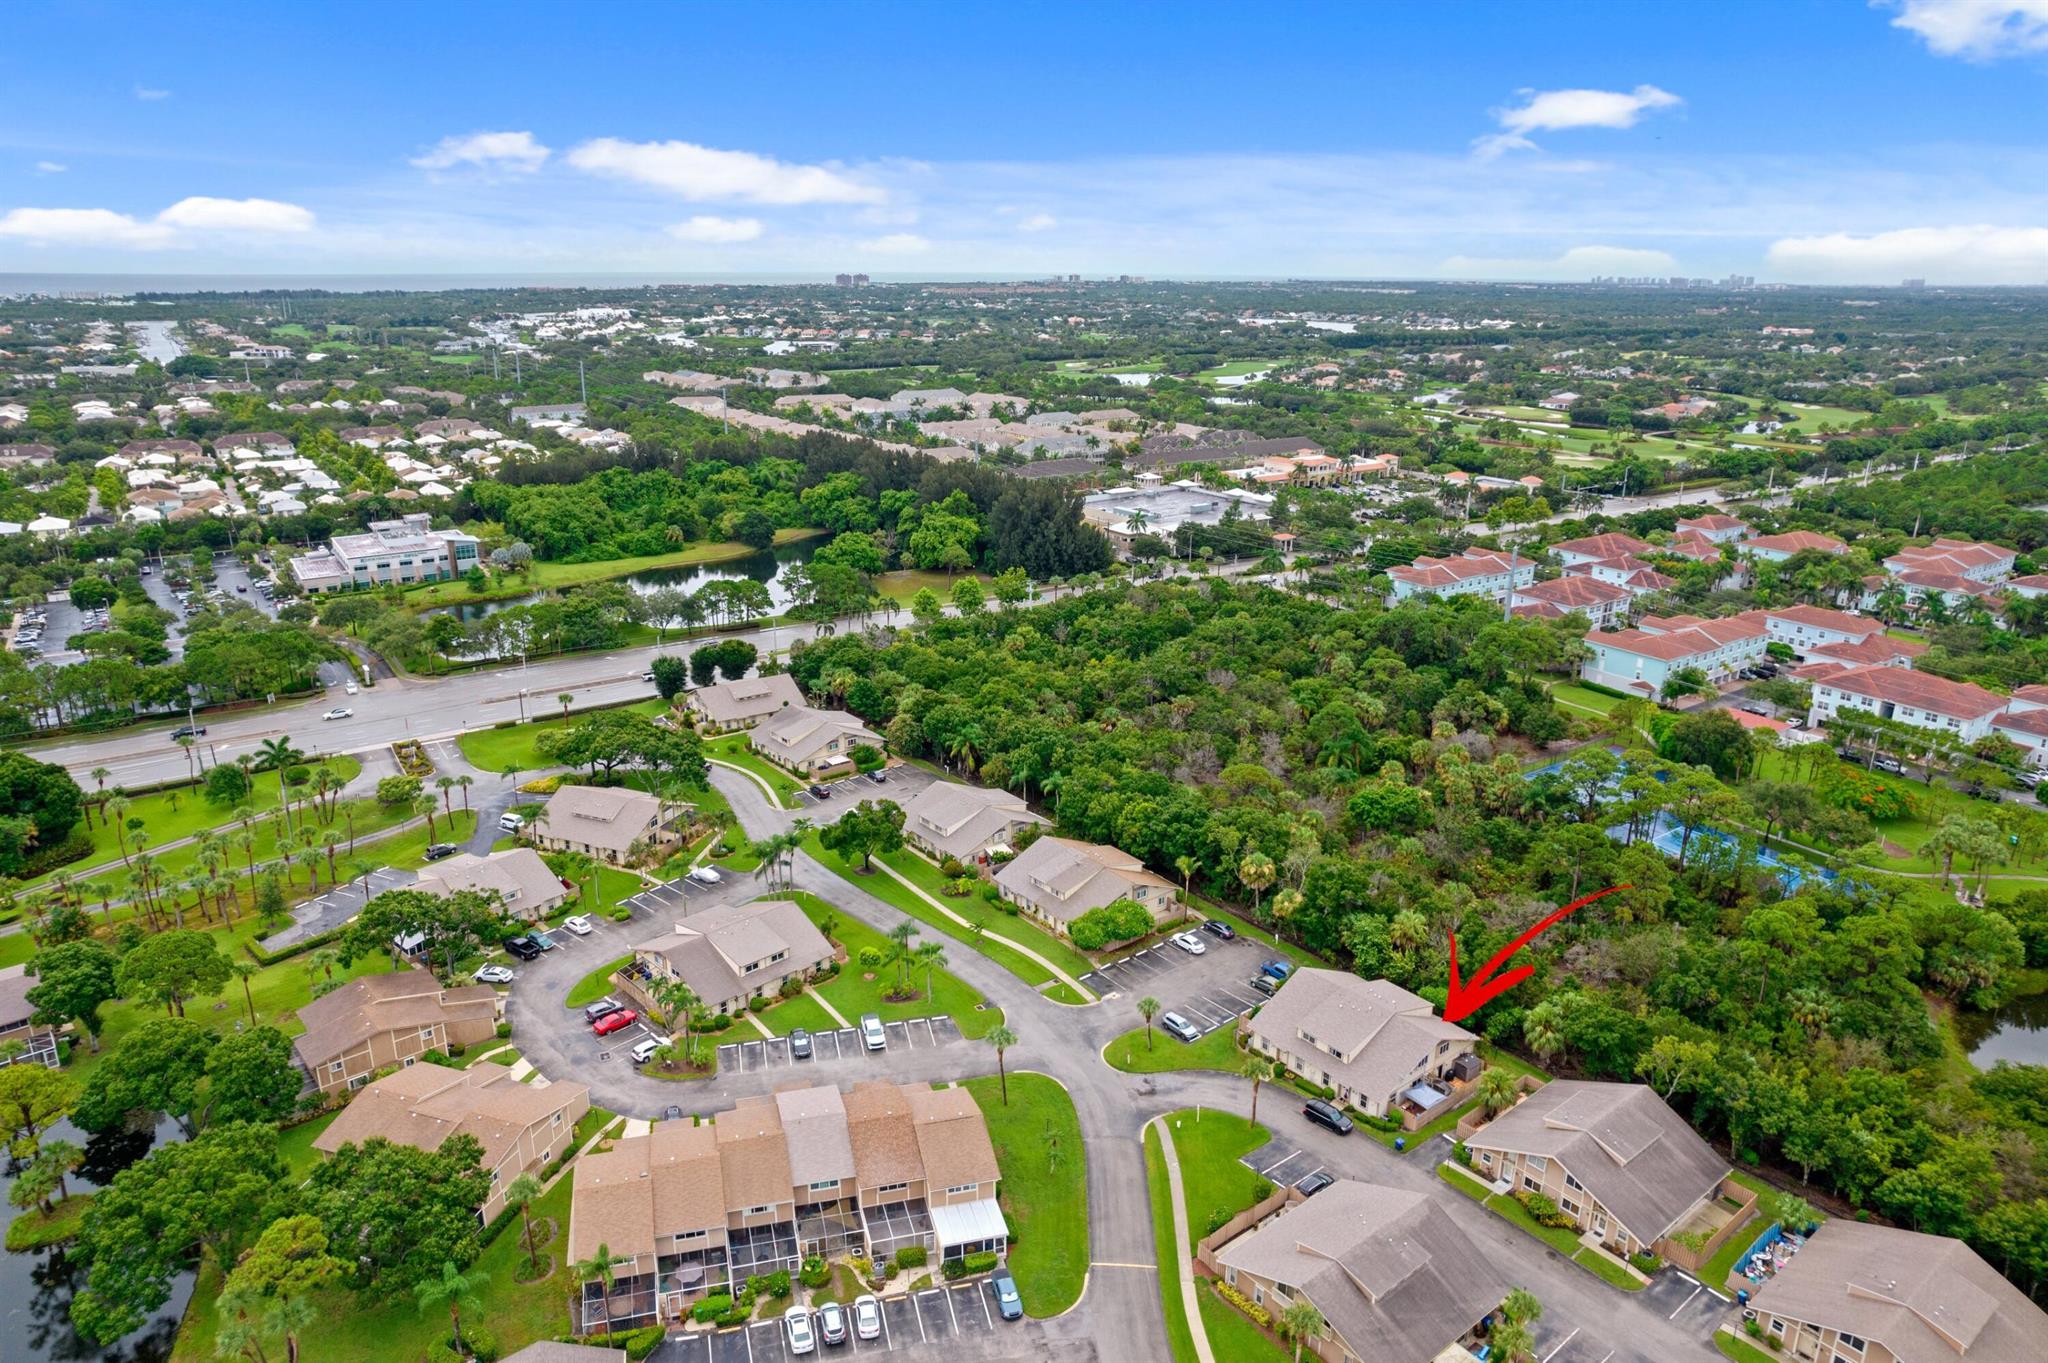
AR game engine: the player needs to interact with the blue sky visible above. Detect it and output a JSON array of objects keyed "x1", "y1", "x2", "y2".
[{"x1": 4, "y1": 0, "x2": 2048, "y2": 282}]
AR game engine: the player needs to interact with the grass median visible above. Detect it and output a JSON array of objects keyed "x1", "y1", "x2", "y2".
[
  {"x1": 1104, "y1": 1022, "x2": 1245, "y2": 1074},
  {"x1": 965, "y1": 1073, "x2": 1086, "y2": 1317}
]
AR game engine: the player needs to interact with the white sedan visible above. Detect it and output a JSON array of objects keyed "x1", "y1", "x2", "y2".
[
  {"x1": 686, "y1": 866, "x2": 722, "y2": 886},
  {"x1": 563, "y1": 915, "x2": 594, "y2": 936},
  {"x1": 1171, "y1": 931, "x2": 1208, "y2": 956},
  {"x1": 784, "y1": 1305, "x2": 816, "y2": 1356},
  {"x1": 473, "y1": 964, "x2": 514, "y2": 984},
  {"x1": 322, "y1": 706, "x2": 352, "y2": 721}
]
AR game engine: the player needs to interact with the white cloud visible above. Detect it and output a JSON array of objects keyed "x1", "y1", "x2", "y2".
[
  {"x1": 410, "y1": 130, "x2": 551, "y2": 173},
  {"x1": 666, "y1": 214, "x2": 764, "y2": 243},
  {"x1": 1887, "y1": 0, "x2": 2048, "y2": 59},
  {"x1": 1475, "y1": 84, "x2": 1681, "y2": 158},
  {"x1": 133, "y1": 85, "x2": 171, "y2": 100},
  {"x1": 34, "y1": 161, "x2": 65, "y2": 174},
  {"x1": 1767, "y1": 224, "x2": 2048, "y2": 283},
  {"x1": 566, "y1": 137, "x2": 883, "y2": 204},
  {"x1": 156, "y1": 196, "x2": 315, "y2": 232},
  {"x1": 858, "y1": 232, "x2": 931, "y2": 254},
  {"x1": 1439, "y1": 243, "x2": 1679, "y2": 278},
  {"x1": 1016, "y1": 212, "x2": 1057, "y2": 232},
  {"x1": 0, "y1": 207, "x2": 175, "y2": 248}
]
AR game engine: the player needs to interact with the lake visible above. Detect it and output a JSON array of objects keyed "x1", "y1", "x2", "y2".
[
  {"x1": 0, "y1": 1115, "x2": 188, "y2": 1363},
  {"x1": 1956, "y1": 988, "x2": 2048, "y2": 1069},
  {"x1": 126, "y1": 320, "x2": 184, "y2": 365},
  {"x1": 426, "y1": 538, "x2": 820, "y2": 626}
]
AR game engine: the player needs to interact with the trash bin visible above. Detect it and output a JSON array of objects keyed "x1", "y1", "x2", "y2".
[{"x1": 1395, "y1": 1137, "x2": 1406, "y2": 1151}]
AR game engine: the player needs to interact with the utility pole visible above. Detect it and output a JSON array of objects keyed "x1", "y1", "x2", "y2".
[
  {"x1": 492, "y1": 349, "x2": 500, "y2": 383},
  {"x1": 513, "y1": 351, "x2": 522, "y2": 388},
  {"x1": 579, "y1": 359, "x2": 588, "y2": 407}
]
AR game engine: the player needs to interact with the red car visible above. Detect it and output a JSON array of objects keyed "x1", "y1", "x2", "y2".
[{"x1": 592, "y1": 1009, "x2": 638, "y2": 1036}]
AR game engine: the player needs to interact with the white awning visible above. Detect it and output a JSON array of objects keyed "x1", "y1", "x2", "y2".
[{"x1": 929, "y1": 1198, "x2": 1009, "y2": 1250}]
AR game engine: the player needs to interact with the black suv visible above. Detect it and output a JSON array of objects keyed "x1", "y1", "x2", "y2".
[
  {"x1": 172, "y1": 725, "x2": 206, "y2": 739},
  {"x1": 789, "y1": 1028, "x2": 814, "y2": 1060},
  {"x1": 502, "y1": 935, "x2": 543, "y2": 961},
  {"x1": 1200, "y1": 919, "x2": 1236, "y2": 941},
  {"x1": 422, "y1": 843, "x2": 460, "y2": 862},
  {"x1": 1303, "y1": 1099, "x2": 1354, "y2": 1136}
]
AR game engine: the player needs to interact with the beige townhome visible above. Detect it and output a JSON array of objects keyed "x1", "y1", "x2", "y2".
[
  {"x1": 747, "y1": 705, "x2": 883, "y2": 776},
  {"x1": 626, "y1": 899, "x2": 835, "y2": 1015},
  {"x1": 1745, "y1": 1220, "x2": 2047, "y2": 1363},
  {"x1": 685, "y1": 673, "x2": 804, "y2": 733},
  {"x1": 1240, "y1": 971, "x2": 1479, "y2": 1122},
  {"x1": 0, "y1": 964, "x2": 61, "y2": 1068},
  {"x1": 567, "y1": 1081, "x2": 1004, "y2": 1332},
  {"x1": 532, "y1": 784, "x2": 681, "y2": 866},
  {"x1": 991, "y1": 836, "x2": 1178, "y2": 937},
  {"x1": 312, "y1": 1063, "x2": 590, "y2": 1222},
  {"x1": 292, "y1": 971, "x2": 501, "y2": 1095},
  {"x1": 414, "y1": 848, "x2": 570, "y2": 922},
  {"x1": 900, "y1": 780, "x2": 1048, "y2": 863},
  {"x1": 1209, "y1": 1180, "x2": 1512, "y2": 1363},
  {"x1": 1463, "y1": 1079, "x2": 1730, "y2": 1261}
]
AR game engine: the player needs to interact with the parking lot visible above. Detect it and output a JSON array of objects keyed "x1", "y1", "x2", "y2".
[
  {"x1": 1079, "y1": 929, "x2": 1275, "y2": 1037},
  {"x1": 266, "y1": 865, "x2": 419, "y2": 948},
  {"x1": 715, "y1": 1015, "x2": 966, "y2": 1075},
  {"x1": 653, "y1": 1279, "x2": 1033, "y2": 1363},
  {"x1": 1236, "y1": 1131, "x2": 1334, "y2": 1195},
  {"x1": 622, "y1": 875, "x2": 723, "y2": 916}
]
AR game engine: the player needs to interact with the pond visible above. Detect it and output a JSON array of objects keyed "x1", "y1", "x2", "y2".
[
  {"x1": 0, "y1": 1115, "x2": 188, "y2": 1363},
  {"x1": 1956, "y1": 988, "x2": 2048, "y2": 1069},
  {"x1": 425, "y1": 538, "x2": 820, "y2": 626}
]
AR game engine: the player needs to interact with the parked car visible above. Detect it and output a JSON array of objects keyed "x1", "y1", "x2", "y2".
[
  {"x1": 1160, "y1": 1011, "x2": 1201, "y2": 1043},
  {"x1": 816, "y1": 1299, "x2": 848, "y2": 1344},
  {"x1": 1170, "y1": 931, "x2": 1207, "y2": 956},
  {"x1": 472, "y1": 964, "x2": 514, "y2": 984},
  {"x1": 1260, "y1": 959, "x2": 1294, "y2": 982},
  {"x1": 322, "y1": 706, "x2": 352, "y2": 721},
  {"x1": 861, "y1": 1014, "x2": 887, "y2": 1051},
  {"x1": 422, "y1": 842, "x2": 459, "y2": 862},
  {"x1": 563, "y1": 915, "x2": 594, "y2": 935},
  {"x1": 1295, "y1": 1170, "x2": 1336, "y2": 1197},
  {"x1": 853, "y1": 1296, "x2": 883, "y2": 1341},
  {"x1": 344, "y1": 680, "x2": 359, "y2": 694},
  {"x1": 789, "y1": 1028, "x2": 814, "y2": 1060},
  {"x1": 502, "y1": 936, "x2": 542, "y2": 961},
  {"x1": 992, "y1": 1271, "x2": 1022, "y2": 1321},
  {"x1": 1302, "y1": 1099, "x2": 1353, "y2": 1135},
  {"x1": 1875, "y1": 756, "x2": 1908, "y2": 776},
  {"x1": 171, "y1": 724, "x2": 206, "y2": 739},
  {"x1": 784, "y1": 1306, "x2": 816, "y2": 1356},
  {"x1": 865, "y1": 769, "x2": 887, "y2": 784},
  {"x1": 530, "y1": 932, "x2": 557, "y2": 951},
  {"x1": 592, "y1": 1009, "x2": 639, "y2": 1037},
  {"x1": 1739, "y1": 704, "x2": 1769, "y2": 716},
  {"x1": 584, "y1": 998, "x2": 623, "y2": 1022},
  {"x1": 1248, "y1": 974, "x2": 1278, "y2": 997},
  {"x1": 498, "y1": 813, "x2": 525, "y2": 832},
  {"x1": 630, "y1": 1035, "x2": 669, "y2": 1065},
  {"x1": 808, "y1": 783, "x2": 831, "y2": 799},
  {"x1": 1200, "y1": 918, "x2": 1237, "y2": 940},
  {"x1": 686, "y1": 866, "x2": 722, "y2": 886}
]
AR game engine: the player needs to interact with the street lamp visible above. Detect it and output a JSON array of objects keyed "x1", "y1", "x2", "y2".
[{"x1": 518, "y1": 688, "x2": 528, "y2": 723}]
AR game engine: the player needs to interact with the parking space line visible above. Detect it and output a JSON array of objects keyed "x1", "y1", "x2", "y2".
[
  {"x1": 913, "y1": 1293, "x2": 929, "y2": 1344},
  {"x1": 1261, "y1": 1150, "x2": 1301, "y2": 1177},
  {"x1": 974, "y1": 1284, "x2": 992, "y2": 1329},
  {"x1": 742, "y1": 1322, "x2": 755, "y2": 1363},
  {"x1": 1668, "y1": 1284, "x2": 1703, "y2": 1319},
  {"x1": 943, "y1": 1286, "x2": 959, "y2": 1332},
  {"x1": 1540, "y1": 1328, "x2": 1579, "y2": 1363}
]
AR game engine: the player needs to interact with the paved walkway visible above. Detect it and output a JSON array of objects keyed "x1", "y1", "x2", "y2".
[
  {"x1": 1148, "y1": 1117, "x2": 1216, "y2": 1363},
  {"x1": 872, "y1": 854, "x2": 1097, "y2": 1003}
]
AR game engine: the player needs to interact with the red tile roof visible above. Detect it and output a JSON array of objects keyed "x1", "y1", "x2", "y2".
[
  {"x1": 1816, "y1": 665, "x2": 2008, "y2": 720},
  {"x1": 1677, "y1": 514, "x2": 1748, "y2": 533},
  {"x1": 1765, "y1": 604, "x2": 1880, "y2": 638},
  {"x1": 1994, "y1": 708, "x2": 2048, "y2": 739},
  {"x1": 1514, "y1": 576, "x2": 1632, "y2": 609},
  {"x1": 1553, "y1": 532, "x2": 1654, "y2": 560},
  {"x1": 1743, "y1": 530, "x2": 1846, "y2": 556}
]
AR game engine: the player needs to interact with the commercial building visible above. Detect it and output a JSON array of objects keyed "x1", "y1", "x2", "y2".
[
  {"x1": 1080, "y1": 479, "x2": 1274, "y2": 556},
  {"x1": 290, "y1": 513, "x2": 481, "y2": 593},
  {"x1": 566, "y1": 1081, "x2": 1004, "y2": 1330}
]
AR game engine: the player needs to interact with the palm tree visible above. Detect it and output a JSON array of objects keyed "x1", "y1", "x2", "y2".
[
  {"x1": 1502, "y1": 1287, "x2": 1543, "y2": 1329},
  {"x1": 456, "y1": 774, "x2": 474, "y2": 813},
  {"x1": 913, "y1": 941, "x2": 947, "y2": 1002},
  {"x1": 1173, "y1": 853, "x2": 1199, "y2": 921},
  {"x1": 413, "y1": 794, "x2": 439, "y2": 842},
  {"x1": 887, "y1": 920, "x2": 919, "y2": 994},
  {"x1": 504, "y1": 1172, "x2": 545, "y2": 1276},
  {"x1": 1388, "y1": 909, "x2": 1429, "y2": 956},
  {"x1": 230, "y1": 960, "x2": 260, "y2": 1024},
  {"x1": 1137, "y1": 995, "x2": 1162, "y2": 1050},
  {"x1": 436, "y1": 776, "x2": 455, "y2": 816},
  {"x1": 1476, "y1": 1067, "x2": 1521, "y2": 1117},
  {"x1": 1238, "y1": 852, "x2": 1276, "y2": 917},
  {"x1": 1490, "y1": 1318, "x2": 1535, "y2": 1363},
  {"x1": 1277, "y1": 1300, "x2": 1326, "y2": 1363},
  {"x1": 571, "y1": 1242, "x2": 625, "y2": 1340},
  {"x1": 986, "y1": 1024, "x2": 1018, "y2": 1105},
  {"x1": 557, "y1": 692, "x2": 574, "y2": 718},
  {"x1": 255, "y1": 737, "x2": 302, "y2": 834},
  {"x1": 414, "y1": 1260, "x2": 487, "y2": 1357},
  {"x1": 1243, "y1": 1055, "x2": 1275, "y2": 1126}
]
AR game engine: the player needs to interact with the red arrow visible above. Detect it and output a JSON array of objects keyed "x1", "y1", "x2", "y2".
[{"x1": 1442, "y1": 884, "x2": 1630, "y2": 1023}]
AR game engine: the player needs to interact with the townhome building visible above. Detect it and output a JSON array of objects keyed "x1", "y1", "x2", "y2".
[
  {"x1": 1463, "y1": 1080, "x2": 1730, "y2": 1262},
  {"x1": 567, "y1": 1081, "x2": 1004, "y2": 1331},
  {"x1": 1675, "y1": 514, "x2": 1750, "y2": 544},
  {"x1": 1807, "y1": 665, "x2": 2010, "y2": 741},
  {"x1": 1745, "y1": 1221, "x2": 2047, "y2": 1363},
  {"x1": 291, "y1": 972, "x2": 500, "y2": 1095},
  {"x1": 626, "y1": 898, "x2": 835, "y2": 1016},
  {"x1": 1563, "y1": 552, "x2": 1677, "y2": 598},
  {"x1": 1387, "y1": 547, "x2": 1536, "y2": 603},
  {"x1": 747, "y1": 705, "x2": 884, "y2": 776},
  {"x1": 900, "y1": 780, "x2": 1048, "y2": 863},
  {"x1": 1507, "y1": 574, "x2": 1633, "y2": 627},
  {"x1": 1579, "y1": 614, "x2": 1769, "y2": 697},
  {"x1": 684, "y1": 673, "x2": 804, "y2": 733},
  {"x1": 532, "y1": 785, "x2": 683, "y2": 866},
  {"x1": 1757, "y1": 605, "x2": 1890, "y2": 660},
  {"x1": 993, "y1": 836, "x2": 1179, "y2": 937},
  {"x1": 1240, "y1": 972, "x2": 1478, "y2": 1122},
  {"x1": 1883, "y1": 537, "x2": 2017, "y2": 583},
  {"x1": 1551, "y1": 532, "x2": 1655, "y2": 569},
  {"x1": 0, "y1": 964, "x2": 61, "y2": 1068},
  {"x1": 1741, "y1": 530, "x2": 1847, "y2": 563},
  {"x1": 311, "y1": 1063, "x2": 590, "y2": 1222},
  {"x1": 413, "y1": 848, "x2": 570, "y2": 923}
]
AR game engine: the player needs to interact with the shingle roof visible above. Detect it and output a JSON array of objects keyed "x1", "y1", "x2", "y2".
[
  {"x1": 1466, "y1": 1081, "x2": 1727, "y2": 1244},
  {"x1": 775, "y1": 1085, "x2": 855, "y2": 1187},
  {"x1": 1749, "y1": 1221, "x2": 2047, "y2": 1363},
  {"x1": 845, "y1": 1081, "x2": 926, "y2": 1190},
  {"x1": 688, "y1": 673, "x2": 804, "y2": 727},
  {"x1": 749, "y1": 706, "x2": 882, "y2": 766},
  {"x1": 631, "y1": 899, "x2": 832, "y2": 1006},
  {"x1": 312, "y1": 1063, "x2": 585, "y2": 1173},
  {"x1": 414, "y1": 848, "x2": 566, "y2": 917},
  {"x1": 992, "y1": 836, "x2": 1173, "y2": 924},
  {"x1": 568, "y1": 1118, "x2": 723, "y2": 1263},
  {"x1": 291, "y1": 972, "x2": 497, "y2": 1068},
  {"x1": 1243, "y1": 972, "x2": 1473, "y2": 1106},
  {"x1": 536, "y1": 785, "x2": 666, "y2": 857},
  {"x1": 901, "y1": 780, "x2": 1047, "y2": 860},
  {"x1": 1215, "y1": 1181, "x2": 1510, "y2": 1363},
  {"x1": 907, "y1": 1085, "x2": 1000, "y2": 1192},
  {"x1": 717, "y1": 1096, "x2": 793, "y2": 1211}
]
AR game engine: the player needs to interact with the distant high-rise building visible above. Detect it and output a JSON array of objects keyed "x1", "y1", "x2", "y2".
[
  {"x1": 834, "y1": 273, "x2": 853, "y2": 287},
  {"x1": 1901, "y1": 278, "x2": 1926, "y2": 289},
  {"x1": 852, "y1": 273, "x2": 870, "y2": 287}
]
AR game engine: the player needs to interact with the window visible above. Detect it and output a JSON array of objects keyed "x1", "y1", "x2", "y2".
[
  {"x1": 743, "y1": 1204, "x2": 773, "y2": 1216},
  {"x1": 809, "y1": 1179, "x2": 839, "y2": 1192},
  {"x1": 1478, "y1": 1151, "x2": 1493, "y2": 1167},
  {"x1": 552, "y1": 1111, "x2": 563, "y2": 1127},
  {"x1": 1835, "y1": 1335, "x2": 1864, "y2": 1356},
  {"x1": 945, "y1": 1183, "x2": 976, "y2": 1196},
  {"x1": 1251, "y1": 1284, "x2": 1264, "y2": 1307},
  {"x1": 420, "y1": 1026, "x2": 437, "y2": 1043},
  {"x1": 1560, "y1": 1198, "x2": 1580, "y2": 1217},
  {"x1": 676, "y1": 1229, "x2": 708, "y2": 1243},
  {"x1": 1769, "y1": 1320, "x2": 1785, "y2": 1336},
  {"x1": 1564, "y1": 1173, "x2": 1583, "y2": 1192},
  {"x1": 1525, "y1": 1155, "x2": 1548, "y2": 1172},
  {"x1": 1523, "y1": 1175, "x2": 1542, "y2": 1194},
  {"x1": 875, "y1": 1182, "x2": 910, "y2": 1195}
]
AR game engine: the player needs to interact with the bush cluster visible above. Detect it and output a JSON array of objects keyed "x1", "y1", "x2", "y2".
[{"x1": 1212, "y1": 1279, "x2": 1270, "y2": 1328}]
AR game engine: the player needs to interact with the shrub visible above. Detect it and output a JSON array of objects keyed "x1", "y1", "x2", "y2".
[
  {"x1": 706, "y1": 1013, "x2": 734, "y2": 1032},
  {"x1": 1251, "y1": 1176, "x2": 1274, "y2": 1202},
  {"x1": 893, "y1": 1245, "x2": 927, "y2": 1270},
  {"x1": 1515, "y1": 1191, "x2": 1576, "y2": 1229},
  {"x1": 1765, "y1": 1335, "x2": 1782, "y2": 1351},
  {"x1": 962, "y1": 1250, "x2": 999, "y2": 1275},
  {"x1": 857, "y1": 946, "x2": 885, "y2": 970},
  {"x1": 1745, "y1": 1320, "x2": 1763, "y2": 1339},
  {"x1": 463, "y1": 1325, "x2": 499, "y2": 1362},
  {"x1": 1067, "y1": 898, "x2": 1155, "y2": 951},
  {"x1": 496, "y1": 1021, "x2": 513, "y2": 1039},
  {"x1": 624, "y1": 1325, "x2": 666, "y2": 1361},
  {"x1": 939, "y1": 856, "x2": 967, "y2": 878},
  {"x1": 1629, "y1": 1252, "x2": 1662, "y2": 1275},
  {"x1": 1212, "y1": 1280, "x2": 1271, "y2": 1328},
  {"x1": 427, "y1": 1342, "x2": 460, "y2": 1363},
  {"x1": 1454, "y1": 1141, "x2": 1472, "y2": 1168},
  {"x1": 778, "y1": 975, "x2": 804, "y2": 1000},
  {"x1": 691, "y1": 1295, "x2": 733, "y2": 1323},
  {"x1": 800, "y1": 1255, "x2": 830, "y2": 1289},
  {"x1": 747, "y1": 1269, "x2": 792, "y2": 1299},
  {"x1": 942, "y1": 1258, "x2": 966, "y2": 1281}
]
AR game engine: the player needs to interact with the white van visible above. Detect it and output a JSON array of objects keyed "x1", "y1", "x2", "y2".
[
  {"x1": 498, "y1": 812, "x2": 524, "y2": 833},
  {"x1": 630, "y1": 1035, "x2": 669, "y2": 1065}
]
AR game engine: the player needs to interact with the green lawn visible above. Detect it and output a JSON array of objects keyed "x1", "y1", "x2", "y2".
[
  {"x1": 398, "y1": 529, "x2": 819, "y2": 609},
  {"x1": 1104, "y1": 1022, "x2": 1246, "y2": 1074},
  {"x1": 378, "y1": 810, "x2": 480, "y2": 870},
  {"x1": 879, "y1": 847, "x2": 1095, "y2": 978},
  {"x1": 965, "y1": 1073, "x2": 1087, "y2": 1317},
  {"x1": 1575, "y1": 1246, "x2": 1647, "y2": 1290},
  {"x1": 277, "y1": 1111, "x2": 340, "y2": 1179},
  {"x1": 1716, "y1": 1330, "x2": 1782, "y2": 1363},
  {"x1": 456, "y1": 698, "x2": 671, "y2": 773},
  {"x1": 1198, "y1": 1282, "x2": 1293, "y2": 1363},
  {"x1": 704, "y1": 732, "x2": 803, "y2": 805},
  {"x1": 564, "y1": 953, "x2": 633, "y2": 1009},
  {"x1": 782, "y1": 891, "x2": 1004, "y2": 1039},
  {"x1": 1163, "y1": 1109, "x2": 1273, "y2": 1234},
  {"x1": 1442, "y1": 1162, "x2": 1644, "y2": 1289},
  {"x1": 173, "y1": 1166, "x2": 579, "y2": 1363},
  {"x1": 1550, "y1": 682, "x2": 1625, "y2": 717},
  {"x1": 541, "y1": 859, "x2": 644, "y2": 922},
  {"x1": 4, "y1": 1194, "x2": 92, "y2": 1250},
  {"x1": 1142, "y1": 1126, "x2": 1200, "y2": 1363},
  {"x1": 751, "y1": 989, "x2": 841, "y2": 1037},
  {"x1": 21, "y1": 755, "x2": 364, "y2": 893}
]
